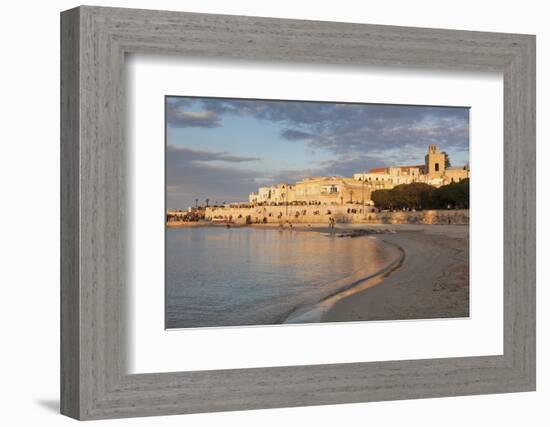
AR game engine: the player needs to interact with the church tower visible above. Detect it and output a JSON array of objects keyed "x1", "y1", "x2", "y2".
[{"x1": 425, "y1": 144, "x2": 446, "y2": 178}]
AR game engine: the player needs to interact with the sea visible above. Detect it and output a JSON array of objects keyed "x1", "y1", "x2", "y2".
[{"x1": 166, "y1": 227, "x2": 398, "y2": 328}]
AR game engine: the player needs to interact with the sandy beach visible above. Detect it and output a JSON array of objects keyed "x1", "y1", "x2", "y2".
[
  {"x1": 167, "y1": 221, "x2": 469, "y2": 325},
  {"x1": 321, "y1": 224, "x2": 470, "y2": 322}
]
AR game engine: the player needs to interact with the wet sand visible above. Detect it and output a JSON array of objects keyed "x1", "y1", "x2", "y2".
[
  {"x1": 167, "y1": 221, "x2": 469, "y2": 323},
  {"x1": 322, "y1": 224, "x2": 469, "y2": 322}
]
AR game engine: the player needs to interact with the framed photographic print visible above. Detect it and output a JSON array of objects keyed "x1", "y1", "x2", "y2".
[{"x1": 61, "y1": 6, "x2": 536, "y2": 420}]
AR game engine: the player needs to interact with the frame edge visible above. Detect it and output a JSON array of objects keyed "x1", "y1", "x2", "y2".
[
  {"x1": 62, "y1": 6, "x2": 537, "y2": 419},
  {"x1": 60, "y1": 6, "x2": 81, "y2": 420}
]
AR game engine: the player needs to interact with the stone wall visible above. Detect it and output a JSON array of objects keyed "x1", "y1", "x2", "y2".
[
  {"x1": 205, "y1": 205, "x2": 469, "y2": 225},
  {"x1": 361, "y1": 209, "x2": 469, "y2": 225}
]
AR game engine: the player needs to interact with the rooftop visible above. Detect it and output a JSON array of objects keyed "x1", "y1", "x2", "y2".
[{"x1": 368, "y1": 165, "x2": 424, "y2": 173}]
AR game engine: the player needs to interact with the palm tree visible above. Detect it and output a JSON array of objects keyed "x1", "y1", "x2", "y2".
[
  {"x1": 205, "y1": 198, "x2": 210, "y2": 207},
  {"x1": 194, "y1": 198, "x2": 198, "y2": 208}
]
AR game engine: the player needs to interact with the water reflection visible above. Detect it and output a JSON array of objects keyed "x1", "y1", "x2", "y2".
[{"x1": 166, "y1": 227, "x2": 397, "y2": 328}]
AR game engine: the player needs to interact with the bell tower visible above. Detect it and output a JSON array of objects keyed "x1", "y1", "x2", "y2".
[{"x1": 425, "y1": 144, "x2": 446, "y2": 178}]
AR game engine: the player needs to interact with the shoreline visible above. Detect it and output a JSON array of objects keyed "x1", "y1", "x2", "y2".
[
  {"x1": 166, "y1": 223, "x2": 469, "y2": 324},
  {"x1": 166, "y1": 221, "x2": 468, "y2": 231},
  {"x1": 283, "y1": 239, "x2": 405, "y2": 324},
  {"x1": 322, "y1": 224, "x2": 469, "y2": 323}
]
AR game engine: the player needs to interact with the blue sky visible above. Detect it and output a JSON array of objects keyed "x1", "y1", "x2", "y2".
[{"x1": 166, "y1": 96, "x2": 469, "y2": 209}]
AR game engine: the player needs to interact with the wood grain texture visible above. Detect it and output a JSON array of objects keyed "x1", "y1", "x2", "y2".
[
  {"x1": 60, "y1": 6, "x2": 536, "y2": 420},
  {"x1": 60, "y1": 7, "x2": 80, "y2": 419}
]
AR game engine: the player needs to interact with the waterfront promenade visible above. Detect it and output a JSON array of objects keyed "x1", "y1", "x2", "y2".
[{"x1": 168, "y1": 207, "x2": 469, "y2": 227}]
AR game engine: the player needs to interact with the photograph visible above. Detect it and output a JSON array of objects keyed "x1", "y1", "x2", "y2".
[
  {"x1": 165, "y1": 96, "x2": 470, "y2": 329},
  {"x1": 2, "y1": 0, "x2": 540, "y2": 423}
]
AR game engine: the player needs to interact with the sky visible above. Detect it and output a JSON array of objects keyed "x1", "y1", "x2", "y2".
[{"x1": 166, "y1": 96, "x2": 469, "y2": 210}]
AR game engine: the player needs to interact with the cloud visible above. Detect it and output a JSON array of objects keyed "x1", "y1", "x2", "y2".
[
  {"x1": 167, "y1": 97, "x2": 469, "y2": 161},
  {"x1": 316, "y1": 155, "x2": 390, "y2": 176},
  {"x1": 247, "y1": 154, "x2": 389, "y2": 190},
  {"x1": 166, "y1": 102, "x2": 222, "y2": 128},
  {"x1": 167, "y1": 163, "x2": 259, "y2": 209},
  {"x1": 281, "y1": 129, "x2": 315, "y2": 140},
  {"x1": 166, "y1": 145, "x2": 372, "y2": 209},
  {"x1": 301, "y1": 107, "x2": 469, "y2": 158},
  {"x1": 166, "y1": 145, "x2": 262, "y2": 208},
  {"x1": 167, "y1": 145, "x2": 260, "y2": 163},
  {"x1": 165, "y1": 97, "x2": 470, "y2": 207}
]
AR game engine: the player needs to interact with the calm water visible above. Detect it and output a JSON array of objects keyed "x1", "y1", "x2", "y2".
[{"x1": 166, "y1": 227, "x2": 397, "y2": 328}]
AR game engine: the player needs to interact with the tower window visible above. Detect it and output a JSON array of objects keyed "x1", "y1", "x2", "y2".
[{"x1": 435, "y1": 163, "x2": 440, "y2": 172}]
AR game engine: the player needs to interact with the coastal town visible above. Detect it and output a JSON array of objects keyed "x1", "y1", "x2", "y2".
[
  {"x1": 165, "y1": 97, "x2": 471, "y2": 328},
  {"x1": 167, "y1": 144, "x2": 470, "y2": 226}
]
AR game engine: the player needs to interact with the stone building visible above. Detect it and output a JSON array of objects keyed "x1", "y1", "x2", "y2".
[
  {"x1": 353, "y1": 165, "x2": 423, "y2": 186},
  {"x1": 247, "y1": 145, "x2": 468, "y2": 206},
  {"x1": 354, "y1": 144, "x2": 467, "y2": 187},
  {"x1": 444, "y1": 165, "x2": 470, "y2": 183},
  {"x1": 249, "y1": 183, "x2": 295, "y2": 204},
  {"x1": 425, "y1": 144, "x2": 447, "y2": 178},
  {"x1": 294, "y1": 177, "x2": 373, "y2": 205}
]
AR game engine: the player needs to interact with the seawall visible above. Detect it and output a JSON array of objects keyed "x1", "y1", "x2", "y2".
[{"x1": 205, "y1": 205, "x2": 469, "y2": 225}]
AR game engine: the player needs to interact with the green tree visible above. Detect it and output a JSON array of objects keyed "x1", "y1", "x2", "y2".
[
  {"x1": 443, "y1": 152, "x2": 451, "y2": 168},
  {"x1": 371, "y1": 179, "x2": 469, "y2": 210},
  {"x1": 433, "y1": 178, "x2": 469, "y2": 209},
  {"x1": 371, "y1": 189, "x2": 394, "y2": 209}
]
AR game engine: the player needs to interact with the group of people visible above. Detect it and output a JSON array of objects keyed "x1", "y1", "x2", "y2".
[
  {"x1": 279, "y1": 220, "x2": 294, "y2": 230},
  {"x1": 328, "y1": 217, "x2": 336, "y2": 229}
]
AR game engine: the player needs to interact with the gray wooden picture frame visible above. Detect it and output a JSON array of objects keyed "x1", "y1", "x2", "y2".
[{"x1": 60, "y1": 5, "x2": 536, "y2": 420}]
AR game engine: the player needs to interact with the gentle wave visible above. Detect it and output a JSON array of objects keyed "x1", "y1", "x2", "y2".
[
  {"x1": 283, "y1": 240, "x2": 405, "y2": 323},
  {"x1": 166, "y1": 227, "x2": 402, "y2": 328}
]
